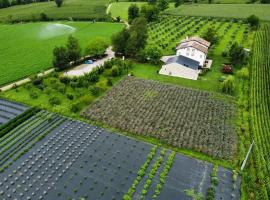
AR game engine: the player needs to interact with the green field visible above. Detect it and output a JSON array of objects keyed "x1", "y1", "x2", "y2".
[
  {"x1": 165, "y1": 4, "x2": 270, "y2": 21},
  {"x1": 0, "y1": 0, "x2": 109, "y2": 22},
  {"x1": 0, "y1": 22, "x2": 123, "y2": 86},
  {"x1": 109, "y1": 2, "x2": 147, "y2": 21}
]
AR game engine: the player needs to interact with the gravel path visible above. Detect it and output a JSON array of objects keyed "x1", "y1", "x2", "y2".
[{"x1": 64, "y1": 46, "x2": 115, "y2": 77}]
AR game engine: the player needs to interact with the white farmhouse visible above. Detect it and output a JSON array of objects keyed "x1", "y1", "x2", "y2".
[{"x1": 159, "y1": 36, "x2": 212, "y2": 80}]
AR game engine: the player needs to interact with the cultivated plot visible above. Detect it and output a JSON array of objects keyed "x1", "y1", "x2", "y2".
[
  {"x1": 0, "y1": 99, "x2": 28, "y2": 126},
  {"x1": 0, "y1": 116, "x2": 240, "y2": 200},
  {"x1": 82, "y1": 77, "x2": 237, "y2": 159}
]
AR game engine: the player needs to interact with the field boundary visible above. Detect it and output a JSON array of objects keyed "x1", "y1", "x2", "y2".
[{"x1": 0, "y1": 68, "x2": 54, "y2": 92}]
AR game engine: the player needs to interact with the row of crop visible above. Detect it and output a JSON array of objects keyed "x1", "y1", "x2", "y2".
[
  {"x1": 0, "y1": 111, "x2": 46, "y2": 147},
  {"x1": 123, "y1": 146, "x2": 158, "y2": 200},
  {"x1": 248, "y1": 23, "x2": 270, "y2": 200},
  {"x1": 123, "y1": 147, "x2": 176, "y2": 200},
  {"x1": 147, "y1": 15, "x2": 243, "y2": 54},
  {"x1": 152, "y1": 151, "x2": 176, "y2": 198},
  {"x1": 139, "y1": 149, "x2": 166, "y2": 199},
  {"x1": 0, "y1": 107, "x2": 40, "y2": 138},
  {"x1": 0, "y1": 111, "x2": 65, "y2": 172}
]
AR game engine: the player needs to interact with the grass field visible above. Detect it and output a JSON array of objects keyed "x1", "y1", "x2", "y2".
[
  {"x1": 0, "y1": 0, "x2": 109, "y2": 22},
  {"x1": 165, "y1": 4, "x2": 270, "y2": 21},
  {"x1": 109, "y1": 2, "x2": 147, "y2": 21},
  {"x1": 0, "y1": 22, "x2": 123, "y2": 86}
]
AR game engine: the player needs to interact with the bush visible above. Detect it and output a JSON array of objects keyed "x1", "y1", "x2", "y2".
[
  {"x1": 49, "y1": 96, "x2": 61, "y2": 105},
  {"x1": 60, "y1": 76, "x2": 70, "y2": 84},
  {"x1": 40, "y1": 13, "x2": 48, "y2": 21},
  {"x1": 246, "y1": 15, "x2": 260, "y2": 28},
  {"x1": 32, "y1": 77, "x2": 43, "y2": 85},
  {"x1": 107, "y1": 78, "x2": 113, "y2": 86},
  {"x1": 221, "y1": 51, "x2": 228, "y2": 57},
  {"x1": 89, "y1": 86, "x2": 102, "y2": 96},
  {"x1": 222, "y1": 65, "x2": 233, "y2": 74},
  {"x1": 221, "y1": 75, "x2": 235, "y2": 94},
  {"x1": 85, "y1": 70, "x2": 99, "y2": 83},
  {"x1": 111, "y1": 66, "x2": 120, "y2": 77},
  {"x1": 29, "y1": 91, "x2": 38, "y2": 99},
  {"x1": 236, "y1": 67, "x2": 249, "y2": 79},
  {"x1": 66, "y1": 93, "x2": 74, "y2": 100},
  {"x1": 70, "y1": 103, "x2": 81, "y2": 113},
  {"x1": 104, "y1": 60, "x2": 113, "y2": 69}
]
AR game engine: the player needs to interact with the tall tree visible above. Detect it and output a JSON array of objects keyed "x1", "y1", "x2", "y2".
[
  {"x1": 140, "y1": 4, "x2": 159, "y2": 22},
  {"x1": 229, "y1": 42, "x2": 247, "y2": 65},
  {"x1": 53, "y1": 46, "x2": 69, "y2": 70},
  {"x1": 112, "y1": 28, "x2": 130, "y2": 54},
  {"x1": 55, "y1": 0, "x2": 63, "y2": 7},
  {"x1": 174, "y1": 0, "x2": 181, "y2": 7},
  {"x1": 202, "y1": 26, "x2": 219, "y2": 45},
  {"x1": 111, "y1": 17, "x2": 148, "y2": 58},
  {"x1": 208, "y1": 0, "x2": 213, "y2": 3},
  {"x1": 128, "y1": 4, "x2": 140, "y2": 24},
  {"x1": 66, "y1": 35, "x2": 81, "y2": 62},
  {"x1": 125, "y1": 17, "x2": 148, "y2": 56},
  {"x1": 157, "y1": 0, "x2": 169, "y2": 11},
  {"x1": 85, "y1": 38, "x2": 108, "y2": 58},
  {"x1": 247, "y1": 15, "x2": 260, "y2": 28},
  {"x1": 148, "y1": 0, "x2": 157, "y2": 4}
]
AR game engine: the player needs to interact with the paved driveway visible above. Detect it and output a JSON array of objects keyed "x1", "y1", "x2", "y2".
[{"x1": 64, "y1": 46, "x2": 115, "y2": 77}]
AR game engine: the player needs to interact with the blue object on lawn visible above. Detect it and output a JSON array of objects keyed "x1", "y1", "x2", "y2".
[{"x1": 85, "y1": 60, "x2": 94, "y2": 64}]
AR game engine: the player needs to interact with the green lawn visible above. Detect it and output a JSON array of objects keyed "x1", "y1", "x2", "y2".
[
  {"x1": 0, "y1": 0, "x2": 109, "y2": 22},
  {"x1": 109, "y1": 2, "x2": 175, "y2": 21},
  {"x1": 165, "y1": 4, "x2": 270, "y2": 21},
  {"x1": 0, "y1": 22, "x2": 123, "y2": 86},
  {"x1": 109, "y1": 2, "x2": 147, "y2": 21}
]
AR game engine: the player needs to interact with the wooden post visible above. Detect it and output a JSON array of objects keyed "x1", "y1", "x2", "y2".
[{"x1": 241, "y1": 140, "x2": 254, "y2": 171}]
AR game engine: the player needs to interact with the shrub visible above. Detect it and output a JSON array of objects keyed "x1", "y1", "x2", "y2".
[
  {"x1": 222, "y1": 65, "x2": 233, "y2": 74},
  {"x1": 236, "y1": 67, "x2": 249, "y2": 79},
  {"x1": 40, "y1": 13, "x2": 48, "y2": 21},
  {"x1": 66, "y1": 93, "x2": 74, "y2": 100},
  {"x1": 29, "y1": 91, "x2": 38, "y2": 99},
  {"x1": 60, "y1": 76, "x2": 70, "y2": 84},
  {"x1": 85, "y1": 70, "x2": 99, "y2": 83},
  {"x1": 49, "y1": 96, "x2": 61, "y2": 105},
  {"x1": 107, "y1": 78, "x2": 113, "y2": 86},
  {"x1": 221, "y1": 75, "x2": 235, "y2": 94},
  {"x1": 79, "y1": 95, "x2": 92, "y2": 105},
  {"x1": 70, "y1": 103, "x2": 81, "y2": 113},
  {"x1": 104, "y1": 60, "x2": 113, "y2": 69},
  {"x1": 32, "y1": 77, "x2": 43, "y2": 85},
  {"x1": 111, "y1": 66, "x2": 120, "y2": 77},
  {"x1": 89, "y1": 86, "x2": 102, "y2": 96}
]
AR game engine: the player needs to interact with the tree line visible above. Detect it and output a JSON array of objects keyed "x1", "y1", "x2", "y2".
[{"x1": 0, "y1": 0, "x2": 50, "y2": 9}]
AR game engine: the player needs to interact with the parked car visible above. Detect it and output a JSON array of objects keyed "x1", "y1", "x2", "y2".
[{"x1": 85, "y1": 60, "x2": 94, "y2": 64}]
